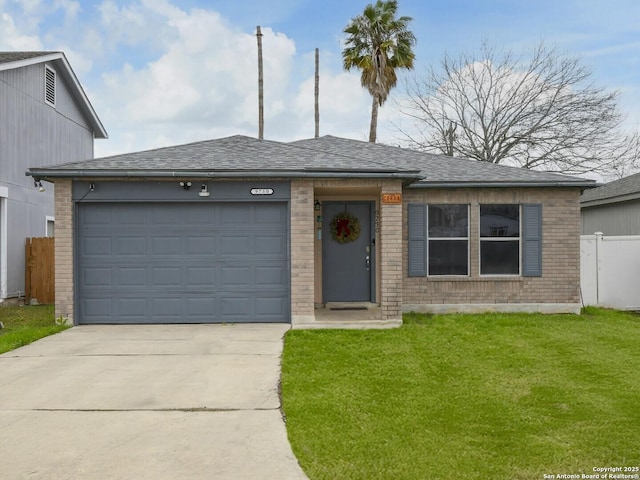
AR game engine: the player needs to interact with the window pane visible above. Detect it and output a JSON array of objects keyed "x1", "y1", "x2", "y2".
[
  {"x1": 429, "y1": 240, "x2": 468, "y2": 275},
  {"x1": 480, "y1": 205, "x2": 519, "y2": 237},
  {"x1": 429, "y1": 205, "x2": 468, "y2": 237},
  {"x1": 480, "y1": 241, "x2": 519, "y2": 274}
]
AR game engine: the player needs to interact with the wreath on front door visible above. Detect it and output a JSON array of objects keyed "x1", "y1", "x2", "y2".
[{"x1": 331, "y1": 212, "x2": 361, "y2": 244}]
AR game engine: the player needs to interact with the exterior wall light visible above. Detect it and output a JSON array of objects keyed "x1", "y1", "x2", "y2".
[
  {"x1": 199, "y1": 184, "x2": 210, "y2": 197},
  {"x1": 34, "y1": 180, "x2": 45, "y2": 192},
  {"x1": 180, "y1": 181, "x2": 192, "y2": 190}
]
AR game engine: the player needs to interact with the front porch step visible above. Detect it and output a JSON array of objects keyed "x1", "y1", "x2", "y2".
[
  {"x1": 293, "y1": 319, "x2": 402, "y2": 330},
  {"x1": 325, "y1": 302, "x2": 377, "y2": 311}
]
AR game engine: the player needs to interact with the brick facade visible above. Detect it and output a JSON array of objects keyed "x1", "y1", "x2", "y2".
[
  {"x1": 402, "y1": 187, "x2": 582, "y2": 313},
  {"x1": 54, "y1": 179, "x2": 74, "y2": 324},
  {"x1": 53, "y1": 178, "x2": 582, "y2": 327},
  {"x1": 290, "y1": 179, "x2": 315, "y2": 324}
]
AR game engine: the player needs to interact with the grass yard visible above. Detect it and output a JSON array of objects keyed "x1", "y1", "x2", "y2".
[
  {"x1": 282, "y1": 308, "x2": 640, "y2": 480},
  {"x1": 0, "y1": 304, "x2": 68, "y2": 354}
]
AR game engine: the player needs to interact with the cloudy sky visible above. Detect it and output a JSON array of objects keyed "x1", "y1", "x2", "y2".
[{"x1": 1, "y1": 0, "x2": 639, "y2": 162}]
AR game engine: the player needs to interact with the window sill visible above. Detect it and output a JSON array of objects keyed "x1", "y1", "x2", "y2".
[{"x1": 425, "y1": 276, "x2": 524, "y2": 282}]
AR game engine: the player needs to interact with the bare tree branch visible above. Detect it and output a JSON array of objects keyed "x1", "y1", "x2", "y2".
[{"x1": 397, "y1": 41, "x2": 640, "y2": 176}]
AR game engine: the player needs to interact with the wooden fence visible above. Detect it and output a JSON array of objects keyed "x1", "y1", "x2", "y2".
[{"x1": 25, "y1": 237, "x2": 55, "y2": 305}]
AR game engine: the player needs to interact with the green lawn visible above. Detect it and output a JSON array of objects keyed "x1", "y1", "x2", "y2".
[
  {"x1": 282, "y1": 308, "x2": 640, "y2": 480},
  {"x1": 0, "y1": 304, "x2": 69, "y2": 354}
]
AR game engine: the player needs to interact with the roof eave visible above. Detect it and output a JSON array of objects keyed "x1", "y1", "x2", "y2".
[
  {"x1": 27, "y1": 168, "x2": 421, "y2": 181},
  {"x1": 581, "y1": 192, "x2": 640, "y2": 208},
  {"x1": 1, "y1": 52, "x2": 108, "y2": 139},
  {"x1": 408, "y1": 180, "x2": 596, "y2": 189}
]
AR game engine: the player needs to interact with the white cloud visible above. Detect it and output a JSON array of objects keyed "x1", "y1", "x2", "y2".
[
  {"x1": 95, "y1": 5, "x2": 303, "y2": 154},
  {"x1": 0, "y1": 13, "x2": 42, "y2": 50}
]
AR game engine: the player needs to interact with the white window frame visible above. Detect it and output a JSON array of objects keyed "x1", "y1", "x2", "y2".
[
  {"x1": 427, "y1": 204, "x2": 470, "y2": 277},
  {"x1": 45, "y1": 216, "x2": 55, "y2": 237},
  {"x1": 0, "y1": 187, "x2": 8, "y2": 299},
  {"x1": 479, "y1": 204, "x2": 522, "y2": 276}
]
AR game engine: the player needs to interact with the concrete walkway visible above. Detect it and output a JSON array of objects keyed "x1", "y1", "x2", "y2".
[{"x1": 0, "y1": 324, "x2": 308, "y2": 480}]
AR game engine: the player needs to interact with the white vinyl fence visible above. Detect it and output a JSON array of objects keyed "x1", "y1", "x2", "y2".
[{"x1": 580, "y1": 233, "x2": 640, "y2": 310}]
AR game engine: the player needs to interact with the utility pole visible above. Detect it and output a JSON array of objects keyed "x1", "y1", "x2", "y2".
[
  {"x1": 256, "y1": 26, "x2": 264, "y2": 139},
  {"x1": 314, "y1": 48, "x2": 319, "y2": 138}
]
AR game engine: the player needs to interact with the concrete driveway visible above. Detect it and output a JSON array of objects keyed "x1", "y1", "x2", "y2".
[{"x1": 0, "y1": 324, "x2": 308, "y2": 480}]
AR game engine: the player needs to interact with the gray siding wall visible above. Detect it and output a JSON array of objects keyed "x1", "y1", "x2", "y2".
[
  {"x1": 581, "y1": 200, "x2": 640, "y2": 236},
  {"x1": 0, "y1": 62, "x2": 95, "y2": 298}
]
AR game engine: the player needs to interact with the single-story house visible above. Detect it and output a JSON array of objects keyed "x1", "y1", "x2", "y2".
[
  {"x1": 28, "y1": 135, "x2": 594, "y2": 327},
  {"x1": 581, "y1": 171, "x2": 640, "y2": 236}
]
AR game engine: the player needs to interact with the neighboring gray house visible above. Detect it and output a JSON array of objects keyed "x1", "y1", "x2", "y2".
[
  {"x1": 581, "y1": 171, "x2": 640, "y2": 235},
  {"x1": 0, "y1": 51, "x2": 107, "y2": 301},
  {"x1": 29, "y1": 135, "x2": 594, "y2": 326}
]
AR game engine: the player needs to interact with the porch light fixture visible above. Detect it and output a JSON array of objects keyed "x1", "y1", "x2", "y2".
[
  {"x1": 314, "y1": 200, "x2": 321, "y2": 211},
  {"x1": 89, "y1": 182, "x2": 95, "y2": 192},
  {"x1": 34, "y1": 179, "x2": 45, "y2": 192},
  {"x1": 199, "y1": 184, "x2": 210, "y2": 197},
  {"x1": 180, "y1": 181, "x2": 192, "y2": 190}
]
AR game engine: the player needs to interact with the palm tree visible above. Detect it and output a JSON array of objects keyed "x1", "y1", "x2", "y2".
[{"x1": 343, "y1": 0, "x2": 416, "y2": 143}]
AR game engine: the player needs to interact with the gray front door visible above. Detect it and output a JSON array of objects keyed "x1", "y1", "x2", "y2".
[{"x1": 322, "y1": 202, "x2": 374, "y2": 303}]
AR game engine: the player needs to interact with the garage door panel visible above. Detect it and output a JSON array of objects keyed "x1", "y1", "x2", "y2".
[
  {"x1": 83, "y1": 267, "x2": 112, "y2": 286},
  {"x1": 186, "y1": 297, "x2": 217, "y2": 316},
  {"x1": 78, "y1": 202, "x2": 289, "y2": 324},
  {"x1": 152, "y1": 236, "x2": 183, "y2": 255},
  {"x1": 220, "y1": 266, "x2": 250, "y2": 286},
  {"x1": 117, "y1": 267, "x2": 147, "y2": 286},
  {"x1": 255, "y1": 235, "x2": 286, "y2": 255},
  {"x1": 186, "y1": 236, "x2": 216, "y2": 255},
  {"x1": 220, "y1": 204, "x2": 251, "y2": 223},
  {"x1": 186, "y1": 266, "x2": 216, "y2": 286},
  {"x1": 117, "y1": 298, "x2": 147, "y2": 317},
  {"x1": 255, "y1": 266, "x2": 287, "y2": 286},
  {"x1": 83, "y1": 298, "x2": 113, "y2": 317},
  {"x1": 220, "y1": 236, "x2": 251, "y2": 255},
  {"x1": 117, "y1": 207, "x2": 146, "y2": 225},
  {"x1": 151, "y1": 267, "x2": 183, "y2": 286},
  {"x1": 255, "y1": 204, "x2": 287, "y2": 224},
  {"x1": 116, "y1": 237, "x2": 146, "y2": 255},
  {"x1": 81, "y1": 236, "x2": 111, "y2": 256},
  {"x1": 220, "y1": 296, "x2": 252, "y2": 316}
]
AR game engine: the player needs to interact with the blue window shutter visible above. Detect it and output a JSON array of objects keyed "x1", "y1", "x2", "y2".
[
  {"x1": 408, "y1": 204, "x2": 427, "y2": 277},
  {"x1": 522, "y1": 204, "x2": 542, "y2": 277}
]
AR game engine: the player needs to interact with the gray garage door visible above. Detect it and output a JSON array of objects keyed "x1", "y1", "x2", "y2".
[{"x1": 77, "y1": 202, "x2": 289, "y2": 324}]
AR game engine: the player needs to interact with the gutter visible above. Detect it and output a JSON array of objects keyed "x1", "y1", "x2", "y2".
[
  {"x1": 408, "y1": 181, "x2": 596, "y2": 189},
  {"x1": 581, "y1": 191, "x2": 640, "y2": 208},
  {"x1": 27, "y1": 169, "x2": 423, "y2": 181}
]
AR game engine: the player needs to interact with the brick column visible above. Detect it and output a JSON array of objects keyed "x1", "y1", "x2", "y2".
[
  {"x1": 380, "y1": 181, "x2": 403, "y2": 321},
  {"x1": 54, "y1": 179, "x2": 74, "y2": 325},
  {"x1": 290, "y1": 179, "x2": 315, "y2": 325}
]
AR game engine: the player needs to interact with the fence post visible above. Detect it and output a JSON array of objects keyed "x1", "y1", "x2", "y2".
[{"x1": 594, "y1": 232, "x2": 603, "y2": 305}]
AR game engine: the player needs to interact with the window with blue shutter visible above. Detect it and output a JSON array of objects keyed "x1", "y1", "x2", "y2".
[
  {"x1": 522, "y1": 204, "x2": 542, "y2": 276},
  {"x1": 408, "y1": 204, "x2": 427, "y2": 277}
]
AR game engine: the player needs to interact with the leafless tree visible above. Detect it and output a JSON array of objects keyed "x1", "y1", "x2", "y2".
[{"x1": 398, "y1": 41, "x2": 640, "y2": 176}]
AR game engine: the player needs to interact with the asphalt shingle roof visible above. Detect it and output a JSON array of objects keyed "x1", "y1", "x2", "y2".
[
  {"x1": 29, "y1": 134, "x2": 594, "y2": 187},
  {"x1": 0, "y1": 51, "x2": 57, "y2": 64},
  {"x1": 581, "y1": 171, "x2": 640, "y2": 206},
  {"x1": 291, "y1": 136, "x2": 590, "y2": 187}
]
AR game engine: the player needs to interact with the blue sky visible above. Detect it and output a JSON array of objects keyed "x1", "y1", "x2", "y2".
[{"x1": 1, "y1": 0, "x2": 639, "y2": 167}]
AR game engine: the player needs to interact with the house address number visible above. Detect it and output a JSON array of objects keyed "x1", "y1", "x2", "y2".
[
  {"x1": 250, "y1": 188, "x2": 274, "y2": 195},
  {"x1": 382, "y1": 193, "x2": 402, "y2": 204}
]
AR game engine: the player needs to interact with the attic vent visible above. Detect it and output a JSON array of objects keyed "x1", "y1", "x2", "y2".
[{"x1": 44, "y1": 66, "x2": 56, "y2": 106}]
